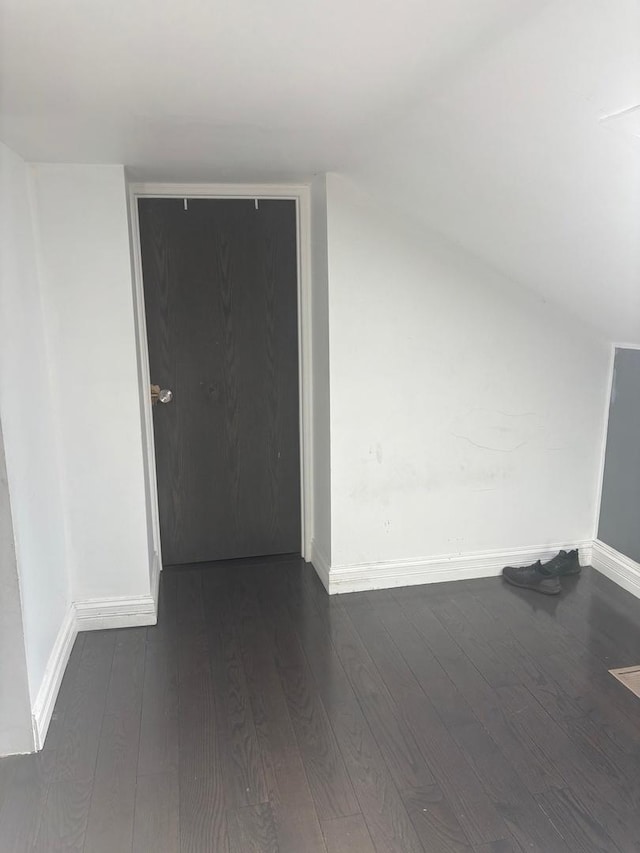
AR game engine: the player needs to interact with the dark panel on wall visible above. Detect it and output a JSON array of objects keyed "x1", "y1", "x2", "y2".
[{"x1": 598, "y1": 348, "x2": 640, "y2": 562}]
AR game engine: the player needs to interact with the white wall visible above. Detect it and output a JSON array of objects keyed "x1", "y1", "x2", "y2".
[
  {"x1": 0, "y1": 418, "x2": 35, "y2": 755},
  {"x1": 31, "y1": 165, "x2": 153, "y2": 601},
  {"x1": 310, "y1": 176, "x2": 332, "y2": 564},
  {"x1": 325, "y1": 174, "x2": 610, "y2": 570},
  {"x1": 0, "y1": 142, "x2": 70, "y2": 707}
]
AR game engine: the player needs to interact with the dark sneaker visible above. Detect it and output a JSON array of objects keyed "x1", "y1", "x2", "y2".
[
  {"x1": 540, "y1": 549, "x2": 581, "y2": 576},
  {"x1": 503, "y1": 561, "x2": 561, "y2": 595}
]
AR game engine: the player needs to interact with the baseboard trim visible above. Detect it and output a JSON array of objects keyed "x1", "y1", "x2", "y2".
[
  {"x1": 74, "y1": 594, "x2": 157, "y2": 631},
  {"x1": 327, "y1": 541, "x2": 593, "y2": 595},
  {"x1": 592, "y1": 539, "x2": 640, "y2": 599},
  {"x1": 31, "y1": 605, "x2": 77, "y2": 750},
  {"x1": 30, "y1": 588, "x2": 159, "y2": 749},
  {"x1": 310, "y1": 539, "x2": 331, "y2": 593}
]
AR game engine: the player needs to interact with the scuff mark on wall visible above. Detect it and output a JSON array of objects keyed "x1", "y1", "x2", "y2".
[
  {"x1": 368, "y1": 443, "x2": 384, "y2": 464},
  {"x1": 451, "y1": 433, "x2": 528, "y2": 453},
  {"x1": 449, "y1": 407, "x2": 542, "y2": 454}
]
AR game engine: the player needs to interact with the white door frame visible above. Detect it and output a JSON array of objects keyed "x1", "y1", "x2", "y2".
[{"x1": 128, "y1": 182, "x2": 314, "y2": 573}]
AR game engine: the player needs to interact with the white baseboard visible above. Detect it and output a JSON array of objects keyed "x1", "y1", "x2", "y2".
[
  {"x1": 31, "y1": 590, "x2": 158, "y2": 750},
  {"x1": 31, "y1": 605, "x2": 77, "y2": 750},
  {"x1": 27, "y1": 539, "x2": 637, "y2": 752},
  {"x1": 592, "y1": 539, "x2": 640, "y2": 599},
  {"x1": 74, "y1": 593, "x2": 157, "y2": 631},
  {"x1": 309, "y1": 539, "x2": 331, "y2": 593},
  {"x1": 326, "y1": 541, "x2": 593, "y2": 595}
]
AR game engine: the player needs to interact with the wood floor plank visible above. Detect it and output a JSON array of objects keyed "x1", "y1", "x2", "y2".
[
  {"x1": 0, "y1": 755, "x2": 17, "y2": 816},
  {"x1": 321, "y1": 815, "x2": 376, "y2": 853},
  {"x1": 475, "y1": 580, "x2": 640, "y2": 793},
  {"x1": 256, "y1": 581, "x2": 360, "y2": 821},
  {"x1": 267, "y1": 802, "x2": 328, "y2": 853},
  {"x1": 137, "y1": 634, "x2": 179, "y2": 777},
  {"x1": 427, "y1": 595, "x2": 521, "y2": 689},
  {"x1": 473, "y1": 579, "x2": 640, "y2": 776},
  {"x1": 202, "y1": 572, "x2": 269, "y2": 808},
  {"x1": 477, "y1": 577, "x2": 640, "y2": 762},
  {"x1": 177, "y1": 571, "x2": 229, "y2": 853},
  {"x1": 449, "y1": 722, "x2": 571, "y2": 853},
  {"x1": 133, "y1": 772, "x2": 179, "y2": 853},
  {"x1": 548, "y1": 582, "x2": 636, "y2": 667},
  {"x1": 497, "y1": 684, "x2": 640, "y2": 852},
  {"x1": 324, "y1": 600, "x2": 437, "y2": 801},
  {"x1": 104, "y1": 628, "x2": 147, "y2": 716},
  {"x1": 408, "y1": 784, "x2": 473, "y2": 853},
  {"x1": 571, "y1": 572, "x2": 640, "y2": 664},
  {"x1": 232, "y1": 577, "x2": 315, "y2": 808},
  {"x1": 83, "y1": 628, "x2": 147, "y2": 853},
  {"x1": 31, "y1": 779, "x2": 91, "y2": 852},
  {"x1": 365, "y1": 592, "x2": 477, "y2": 728},
  {"x1": 473, "y1": 840, "x2": 524, "y2": 853},
  {"x1": 83, "y1": 712, "x2": 140, "y2": 853},
  {"x1": 535, "y1": 786, "x2": 624, "y2": 853},
  {"x1": 272, "y1": 569, "x2": 423, "y2": 853},
  {"x1": 138, "y1": 567, "x2": 181, "y2": 778},
  {"x1": 420, "y1": 580, "x2": 640, "y2": 843},
  {"x1": 0, "y1": 754, "x2": 51, "y2": 852},
  {"x1": 543, "y1": 646, "x2": 640, "y2": 735},
  {"x1": 344, "y1": 594, "x2": 507, "y2": 847},
  {"x1": 394, "y1": 591, "x2": 572, "y2": 799},
  {"x1": 559, "y1": 707, "x2": 640, "y2": 790},
  {"x1": 1, "y1": 561, "x2": 639, "y2": 853},
  {"x1": 275, "y1": 567, "x2": 427, "y2": 853},
  {"x1": 453, "y1": 590, "x2": 578, "y2": 695},
  {"x1": 227, "y1": 802, "x2": 279, "y2": 853},
  {"x1": 507, "y1": 571, "x2": 638, "y2": 677},
  {"x1": 475, "y1": 578, "x2": 581, "y2": 666},
  {"x1": 231, "y1": 576, "x2": 326, "y2": 853},
  {"x1": 53, "y1": 631, "x2": 116, "y2": 783}
]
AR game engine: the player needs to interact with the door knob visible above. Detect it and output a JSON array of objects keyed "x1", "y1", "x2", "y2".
[{"x1": 151, "y1": 385, "x2": 173, "y2": 405}]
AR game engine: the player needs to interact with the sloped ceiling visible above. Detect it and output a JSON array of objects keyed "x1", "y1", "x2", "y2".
[
  {"x1": 348, "y1": 0, "x2": 640, "y2": 341},
  {"x1": 1, "y1": 0, "x2": 639, "y2": 339}
]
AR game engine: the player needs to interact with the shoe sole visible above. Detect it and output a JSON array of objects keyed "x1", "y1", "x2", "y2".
[{"x1": 503, "y1": 575, "x2": 561, "y2": 595}]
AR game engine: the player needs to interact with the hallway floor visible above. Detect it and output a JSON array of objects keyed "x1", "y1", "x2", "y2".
[{"x1": 1, "y1": 557, "x2": 640, "y2": 852}]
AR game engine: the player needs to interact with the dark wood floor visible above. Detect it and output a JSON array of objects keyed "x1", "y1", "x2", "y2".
[{"x1": 2, "y1": 558, "x2": 640, "y2": 852}]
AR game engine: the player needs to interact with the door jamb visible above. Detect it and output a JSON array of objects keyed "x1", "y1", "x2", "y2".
[{"x1": 128, "y1": 182, "x2": 314, "y2": 571}]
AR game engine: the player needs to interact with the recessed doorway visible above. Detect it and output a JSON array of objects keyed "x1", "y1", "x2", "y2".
[{"x1": 130, "y1": 184, "x2": 312, "y2": 570}]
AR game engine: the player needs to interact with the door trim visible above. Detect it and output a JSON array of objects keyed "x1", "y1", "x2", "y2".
[{"x1": 128, "y1": 182, "x2": 314, "y2": 570}]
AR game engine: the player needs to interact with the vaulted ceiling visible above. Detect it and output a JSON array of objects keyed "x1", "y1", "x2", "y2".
[
  {"x1": 348, "y1": 1, "x2": 640, "y2": 341},
  {"x1": 1, "y1": 0, "x2": 639, "y2": 339}
]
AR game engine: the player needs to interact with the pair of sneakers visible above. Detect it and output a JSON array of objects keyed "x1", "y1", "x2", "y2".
[{"x1": 502, "y1": 549, "x2": 581, "y2": 595}]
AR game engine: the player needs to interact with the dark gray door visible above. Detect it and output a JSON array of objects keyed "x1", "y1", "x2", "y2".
[{"x1": 138, "y1": 198, "x2": 300, "y2": 566}]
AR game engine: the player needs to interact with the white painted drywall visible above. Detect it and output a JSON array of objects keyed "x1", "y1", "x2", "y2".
[
  {"x1": 350, "y1": 0, "x2": 640, "y2": 343},
  {"x1": 0, "y1": 417, "x2": 35, "y2": 755},
  {"x1": 325, "y1": 174, "x2": 610, "y2": 569},
  {"x1": 310, "y1": 176, "x2": 332, "y2": 562},
  {"x1": 0, "y1": 142, "x2": 70, "y2": 708},
  {"x1": 30, "y1": 164, "x2": 152, "y2": 600}
]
